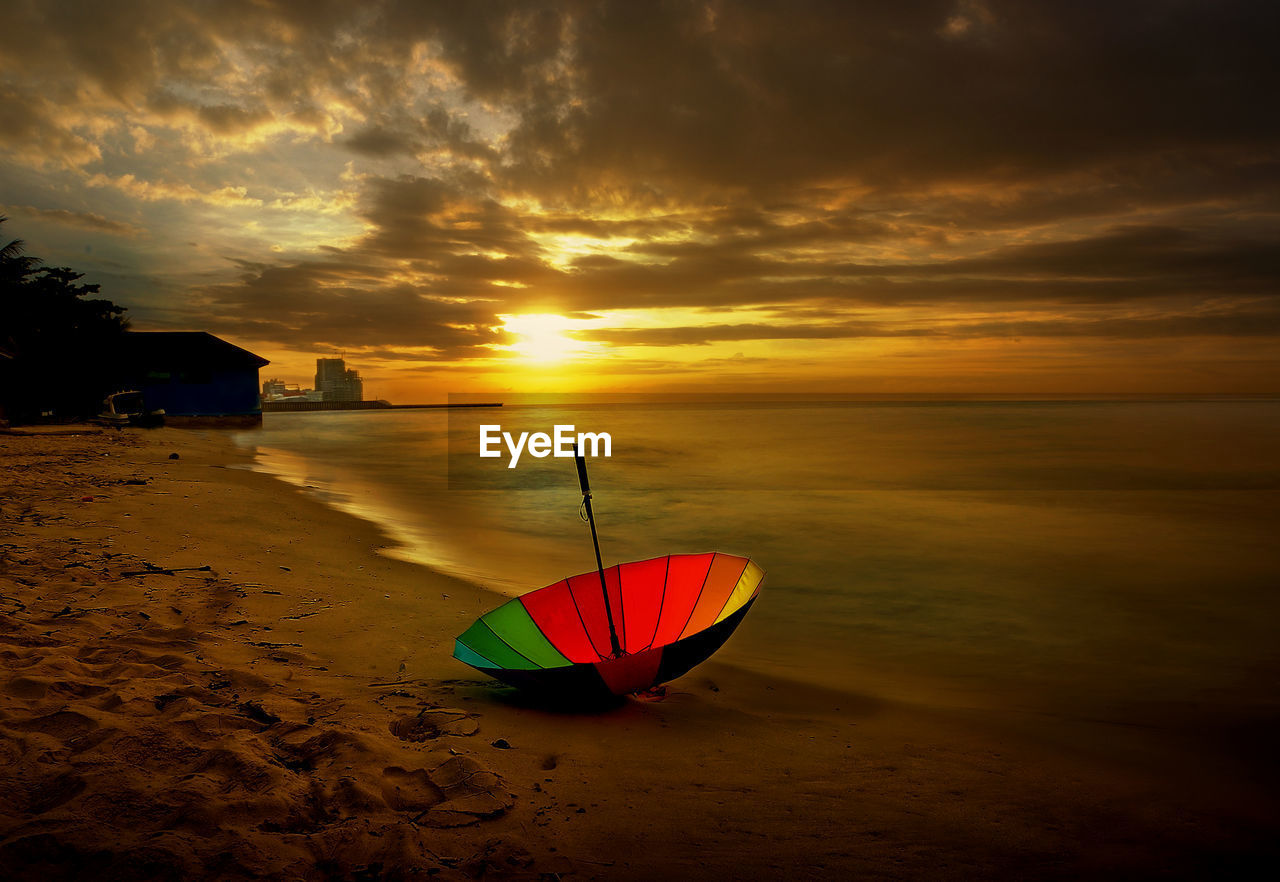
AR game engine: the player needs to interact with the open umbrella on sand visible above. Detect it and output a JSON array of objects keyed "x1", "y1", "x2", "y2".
[{"x1": 453, "y1": 451, "x2": 763, "y2": 699}]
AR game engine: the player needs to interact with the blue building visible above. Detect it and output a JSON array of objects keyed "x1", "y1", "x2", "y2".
[{"x1": 119, "y1": 332, "x2": 269, "y2": 426}]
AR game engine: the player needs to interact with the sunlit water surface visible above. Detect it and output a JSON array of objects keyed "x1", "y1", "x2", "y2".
[{"x1": 233, "y1": 400, "x2": 1280, "y2": 727}]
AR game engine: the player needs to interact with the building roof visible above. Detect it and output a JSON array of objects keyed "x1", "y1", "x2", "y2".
[{"x1": 122, "y1": 332, "x2": 269, "y2": 370}]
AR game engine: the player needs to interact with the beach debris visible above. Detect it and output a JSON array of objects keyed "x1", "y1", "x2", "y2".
[
  {"x1": 280, "y1": 606, "x2": 330, "y2": 620},
  {"x1": 636, "y1": 685, "x2": 668, "y2": 702},
  {"x1": 455, "y1": 839, "x2": 538, "y2": 876},
  {"x1": 278, "y1": 565, "x2": 291, "y2": 571},
  {"x1": 491, "y1": 738, "x2": 512, "y2": 749},
  {"x1": 168, "y1": 452, "x2": 180, "y2": 459},
  {"x1": 389, "y1": 709, "x2": 478, "y2": 742},
  {"x1": 121, "y1": 562, "x2": 212, "y2": 577}
]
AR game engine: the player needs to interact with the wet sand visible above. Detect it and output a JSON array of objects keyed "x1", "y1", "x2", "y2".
[{"x1": 2, "y1": 427, "x2": 1276, "y2": 880}]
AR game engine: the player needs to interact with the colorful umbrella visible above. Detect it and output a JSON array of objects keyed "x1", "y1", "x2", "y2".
[{"x1": 453, "y1": 451, "x2": 763, "y2": 699}]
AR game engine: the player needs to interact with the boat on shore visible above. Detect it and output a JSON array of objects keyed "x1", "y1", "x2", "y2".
[{"x1": 96, "y1": 390, "x2": 165, "y2": 428}]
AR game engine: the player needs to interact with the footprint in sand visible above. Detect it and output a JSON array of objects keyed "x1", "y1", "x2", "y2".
[
  {"x1": 271, "y1": 728, "x2": 367, "y2": 772},
  {"x1": 414, "y1": 747, "x2": 509, "y2": 824},
  {"x1": 388, "y1": 709, "x2": 478, "y2": 742},
  {"x1": 15, "y1": 771, "x2": 87, "y2": 815},
  {"x1": 9, "y1": 709, "x2": 98, "y2": 739},
  {"x1": 3, "y1": 676, "x2": 49, "y2": 699},
  {"x1": 422, "y1": 756, "x2": 513, "y2": 827},
  {"x1": 379, "y1": 766, "x2": 440, "y2": 812},
  {"x1": 377, "y1": 758, "x2": 513, "y2": 826}
]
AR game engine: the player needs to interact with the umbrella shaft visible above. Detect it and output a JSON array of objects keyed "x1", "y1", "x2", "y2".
[{"x1": 583, "y1": 494, "x2": 623, "y2": 657}]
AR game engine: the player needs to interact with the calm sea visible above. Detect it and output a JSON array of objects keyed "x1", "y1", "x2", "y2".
[{"x1": 232, "y1": 399, "x2": 1280, "y2": 727}]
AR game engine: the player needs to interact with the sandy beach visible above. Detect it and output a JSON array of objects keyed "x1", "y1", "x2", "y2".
[{"x1": 2, "y1": 427, "x2": 1276, "y2": 880}]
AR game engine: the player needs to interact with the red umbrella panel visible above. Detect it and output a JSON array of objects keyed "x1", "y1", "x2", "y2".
[{"x1": 453, "y1": 553, "x2": 764, "y2": 697}]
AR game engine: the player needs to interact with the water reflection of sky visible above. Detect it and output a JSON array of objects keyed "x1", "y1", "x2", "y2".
[{"x1": 233, "y1": 402, "x2": 1280, "y2": 723}]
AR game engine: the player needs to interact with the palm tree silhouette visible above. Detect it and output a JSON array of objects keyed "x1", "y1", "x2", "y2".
[{"x1": 1, "y1": 215, "x2": 39, "y2": 285}]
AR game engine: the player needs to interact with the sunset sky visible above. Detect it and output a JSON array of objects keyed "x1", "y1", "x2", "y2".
[{"x1": 2, "y1": 1, "x2": 1277, "y2": 399}]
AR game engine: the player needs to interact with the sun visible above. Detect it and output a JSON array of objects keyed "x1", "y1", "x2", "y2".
[{"x1": 499, "y1": 313, "x2": 593, "y2": 363}]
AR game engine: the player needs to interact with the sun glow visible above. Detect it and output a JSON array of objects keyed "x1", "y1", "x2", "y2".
[
  {"x1": 499, "y1": 313, "x2": 600, "y2": 363},
  {"x1": 528, "y1": 232, "x2": 641, "y2": 269}
]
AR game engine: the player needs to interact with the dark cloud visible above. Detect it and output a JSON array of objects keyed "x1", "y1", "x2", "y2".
[
  {"x1": 580, "y1": 306, "x2": 1280, "y2": 347},
  {"x1": 198, "y1": 257, "x2": 513, "y2": 357},
  {"x1": 964, "y1": 311, "x2": 1280, "y2": 339},
  {"x1": 485, "y1": 1, "x2": 1280, "y2": 200},
  {"x1": 342, "y1": 105, "x2": 498, "y2": 162},
  {"x1": 6, "y1": 204, "x2": 143, "y2": 237},
  {"x1": 356, "y1": 174, "x2": 539, "y2": 263},
  {"x1": 6, "y1": 2, "x2": 1277, "y2": 194},
  {"x1": 579, "y1": 322, "x2": 935, "y2": 346},
  {"x1": 507, "y1": 221, "x2": 1278, "y2": 313},
  {"x1": 344, "y1": 126, "x2": 418, "y2": 158}
]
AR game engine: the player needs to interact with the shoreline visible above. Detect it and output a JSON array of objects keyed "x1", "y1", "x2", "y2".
[
  {"x1": 2, "y1": 427, "x2": 1276, "y2": 879},
  {"x1": 1, "y1": 427, "x2": 537, "y2": 880}
]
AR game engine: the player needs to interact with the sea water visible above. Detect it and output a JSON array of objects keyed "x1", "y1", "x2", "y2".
[{"x1": 232, "y1": 399, "x2": 1280, "y2": 728}]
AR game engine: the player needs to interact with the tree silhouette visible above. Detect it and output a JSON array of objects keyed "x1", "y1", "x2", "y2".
[
  {"x1": 1, "y1": 216, "x2": 38, "y2": 286},
  {"x1": 1, "y1": 216, "x2": 130, "y2": 423}
]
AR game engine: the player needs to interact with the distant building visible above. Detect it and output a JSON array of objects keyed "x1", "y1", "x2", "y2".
[
  {"x1": 315, "y1": 356, "x2": 363, "y2": 402},
  {"x1": 262, "y1": 379, "x2": 324, "y2": 402},
  {"x1": 118, "y1": 332, "x2": 269, "y2": 426}
]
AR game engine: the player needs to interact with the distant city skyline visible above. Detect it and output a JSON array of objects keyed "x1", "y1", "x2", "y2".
[
  {"x1": 2, "y1": 2, "x2": 1277, "y2": 399},
  {"x1": 263, "y1": 355, "x2": 365, "y2": 402}
]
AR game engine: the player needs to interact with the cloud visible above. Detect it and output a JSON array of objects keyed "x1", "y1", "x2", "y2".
[
  {"x1": 484, "y1": 1, "x2": 1280, "y2": 201},
  {"x1": 194, "y1": 256, "x2": 513, "y2": 357},
  {"x1": 0, "y1": 0, "x2": 1277, "y2": 390},
  {"x1": 581, "y1": 306, "x2": 1280, "y2": 347},
  {"x1": 5, "y1": 204, "x2": 144, "y2": 237},
  {"x1": 0, "y1": 85, "x2": 102, "y2": 169},
  {"x1": 84, "y1": 173, "x2": 263, "y2": 206},
  {"x1": 953, "y1": 308, "x2": 1280, "y2": 340},
  {"x1": 579, "y1": 322, "x2": 934, "y2": 346},
  {"x1": 5, "y1": 2, "x2": 1277, "y2": 197}
]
